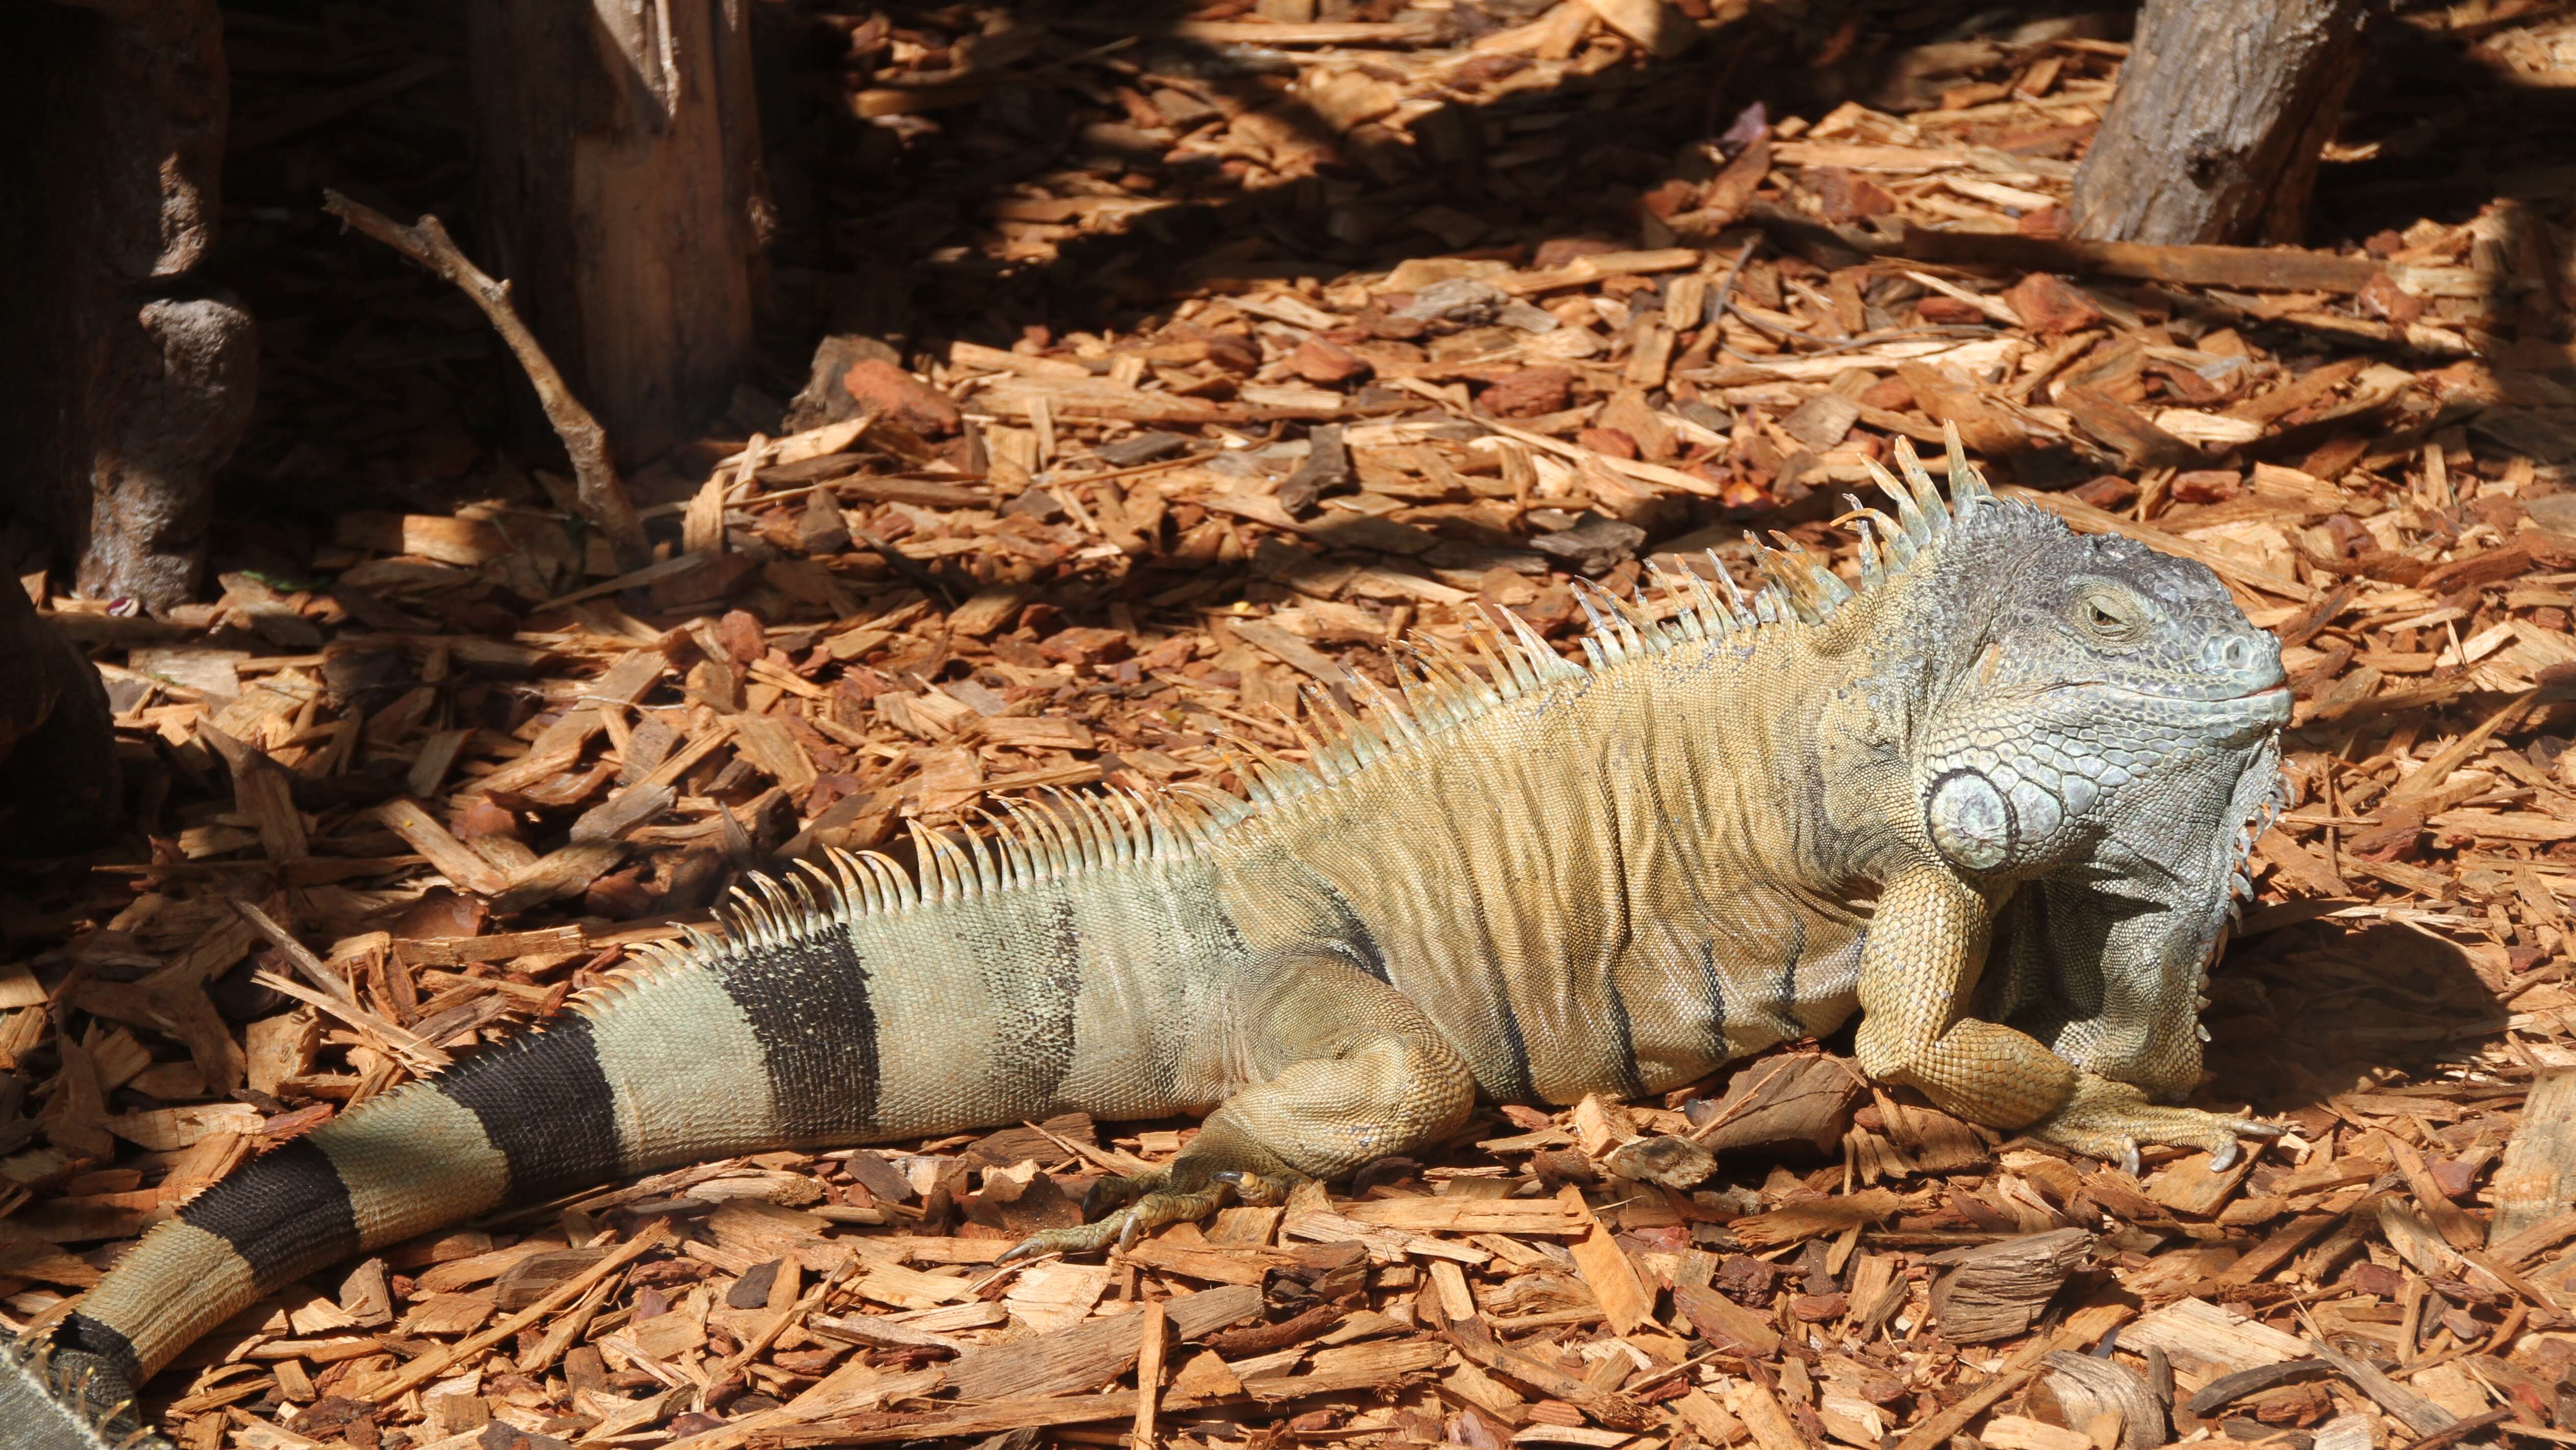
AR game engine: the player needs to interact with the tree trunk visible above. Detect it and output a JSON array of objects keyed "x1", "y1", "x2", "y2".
[
  {"x1": 2068, "y1": 0, "x2": 2372, "y2": 246},
  {"x1": 0, "y1": 0, "x2": 258, "y2": 609},
  {"x1": 467, "y1": 0, "x2": 766, "y2": 464}
]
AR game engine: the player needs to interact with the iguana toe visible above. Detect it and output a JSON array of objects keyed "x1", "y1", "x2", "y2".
[
  {"x1": 1209, "y1": 1166, "x2": 1299, "y2": 1205},
  {"x1": 2028, "y1": 1076, "x2": 2277, "y2": 1170},
  {"x1": 1005, "y1": 1152, "x2": 1306, "y2": 1260},
  {"x1": 1007, "y1": 1183, "x2": 1230, "y2": 1259},
  {"x1": 1080, "y1": 1168, "x2": 1168, "y2": 1221}
]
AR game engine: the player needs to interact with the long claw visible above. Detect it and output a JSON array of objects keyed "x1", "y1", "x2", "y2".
[{"x1": 2030, "y1": 1076, "x2": 2281, "y2": 1175}]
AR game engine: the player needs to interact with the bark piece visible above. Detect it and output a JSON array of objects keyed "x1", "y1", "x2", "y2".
[
  {"x1": 1686, "y1": 1054, "x2": 1865, "y2": 1157},
  {"x1": 2144, "y1": 1150, "x2": 2256, "y2": 1218},
  {"x1": 2184, "y1": 1359, "x2": 2331, "y2": 1418},
  {"x1": 785, "y1": 335, "x2": 902, "y2": 432},
  {"x1": 944, "y1": 1285, "x2": 1261, "y2": 1403},
  {"x1": 1602, "y1": 1135, "x2": 1715, "y2": 1190},
  {"x1": 2036, "y1": 1351, "x2": 2165, "y2": 1450},
  {"x1": 1897, "y1": 363, "x2": 2022, "y2": 457},
  {"x1": 2068, "y1": 0, "x2": 2371, "y2": 244},
  {"x1": 1926, "y1": 1228, "x2": 2090, "y2": 1343},
  {"x1": 2007, "y1": 274, "x2": 2107, "y2": 336},
  {"x1": 2059, "y1": 384, "x2": 2204, "y2": 469},
  {"x1": 0, "y1": 581, "x2": 122, "y2": 852},
  {"x1": 1529, "y1": 514, "x2": 1646, "y2": 578},
  {"x1": 1478, "y1": 367, "x2": 1575, "y2": 418},
  {"x1": 1277, "y1": 424, "x2": 1352, "y2": 516},
  {"x1": 2490, "y1": 1071, "x2": 2576, "y2": 1245},
  {"x1": 2124, "y1": 1297, "x2": 2309, "y2": 1381},
  {"x1": 1563, "y1": 1187, "x2": 1655, "y2": 1335},
  {"x1": 1874, "y1": 1094, "x2": 1990, "y2": 1172},
  {"x1": 1673, "y1": 1282, "x2": 1783, "y2": 1357},
  {"x1": 844, "y1": 360, "x2": 964, "y2": 437}
]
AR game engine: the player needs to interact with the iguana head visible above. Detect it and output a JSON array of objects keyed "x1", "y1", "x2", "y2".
[
  {"x1": 1832, "y1": 438, "x2": 2288, "y2": 883},
  {"x1": 1911, "y1": 519, "x2": 2288, "y2": 879},
  {"x1": 1814, "y1": 435, "x2": 2293, "y2": 1103}
]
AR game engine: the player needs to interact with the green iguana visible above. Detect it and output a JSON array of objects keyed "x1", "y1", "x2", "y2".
[{"x1": 3, "y1": 433, "x2": 2291, "y2": 1450}]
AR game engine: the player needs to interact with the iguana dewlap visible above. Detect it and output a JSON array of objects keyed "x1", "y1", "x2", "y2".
[{"x1": 4, "y1": 434, "x2": 2291, "y2": 1449}]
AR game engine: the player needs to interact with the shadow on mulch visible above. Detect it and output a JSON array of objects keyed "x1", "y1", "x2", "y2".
[
  {"x1": 191, "y1": 0, "x2": 2126, "y2": 545},
  {"x1": 2217, "y1": 917, "x2": 2510, "y2": 1120}
]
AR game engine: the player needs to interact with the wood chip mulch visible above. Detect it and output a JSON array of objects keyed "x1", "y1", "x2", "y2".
[{"x1": 8, "y1": 3, "x2": 2576, "y2": 1449}]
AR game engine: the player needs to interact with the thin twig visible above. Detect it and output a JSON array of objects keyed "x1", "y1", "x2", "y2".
[
  {"x1": 321, "y1": 189, "x2": 648, "y2": 569},
  {"x1": 1747, "y1": 322, "x2": 2002, "y2": 357},
  {"x1": 1704, "y1": 236, "x2": 1999, "y2": 362},
  {"x1": 1708, "y1": 236, "x2": 1762, "y2": 363}
]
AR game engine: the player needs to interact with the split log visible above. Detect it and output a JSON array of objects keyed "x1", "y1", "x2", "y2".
[
  {"x1": 465, "y1": 0, "x2": 765, "y2": 462},
  {"x1": 0, "y1": 0, "x2": 257, "y2": 607},
  {"x1": 2069, "y1": 0, "x2": 2373, "y2": 245}
]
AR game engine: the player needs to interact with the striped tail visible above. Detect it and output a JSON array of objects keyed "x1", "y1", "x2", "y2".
[
  {"x1": 8, "y1": 927, "x2": 855, "y2": 1448},
  {"x1": 4, "y1": 803, "x2": 1237, "y2": 1448}
]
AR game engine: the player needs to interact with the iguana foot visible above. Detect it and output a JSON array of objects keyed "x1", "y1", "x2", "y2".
[
  {"x1": 0, "y1": 1328, "x2": 168, "y2": 1450},
  {"x1": 1003, "y1": 1158, "x2": 1301, "y2": 1260},
  {"x1": 2027, "y1": 1075, "x2": 2282, "y2": 1176}
]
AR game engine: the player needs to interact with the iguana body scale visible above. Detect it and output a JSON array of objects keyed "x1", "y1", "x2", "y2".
[{"x1": 4, "y1": 436, "x2": 2291, "y2": 1449}]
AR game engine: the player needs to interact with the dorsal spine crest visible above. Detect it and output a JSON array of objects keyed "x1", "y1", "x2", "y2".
[{"x1": 577, "y1": 423, "x2": 2017, "y2": 992}]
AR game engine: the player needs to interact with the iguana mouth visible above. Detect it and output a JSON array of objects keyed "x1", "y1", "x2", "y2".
[
  {"x1": 2061, "y1": 680, "x2": 2287, "y2": 707},
  {"x1": 2151, "y1": 684, "x2": 2293, "y2": 730},
  {"x1": 2055, "y1": 681, "x2": 2291, "y2": 737}
]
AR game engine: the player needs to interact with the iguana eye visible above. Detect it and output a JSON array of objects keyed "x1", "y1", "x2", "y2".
[{"x1": 2073, "y1": 584, "x2": 2144, "y2": 643}]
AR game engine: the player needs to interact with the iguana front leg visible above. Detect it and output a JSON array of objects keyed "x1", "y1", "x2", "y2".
[
  {"x1": 1854, "y1": 864, "x2": 2274, "y2": 1170},
  {"x1": 1011, "y1": 956, "x2": 1477, "y2": 1258}
]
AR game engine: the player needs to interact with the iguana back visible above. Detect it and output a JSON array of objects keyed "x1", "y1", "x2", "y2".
[{"x1": 1211, "y1": 604, "x2": 1877, "y2": 1110}]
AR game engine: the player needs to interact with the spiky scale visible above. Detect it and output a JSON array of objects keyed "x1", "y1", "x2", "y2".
[
  {"x1": 1942, "y1": 422, "x2": 1989, "y2": 506},
  {"x1": 1864, "y1": 456, "x2": 1934, "y2": 544},
  {"x1": 1700, "y1": 548, "x2": 1755, "y2": 623},
  {"x1": 1891, "y1": 436, "x2": 1949, "y2": 534},
  {"x1": 1853, "y1": 515, "x2": 1885, "y2": 584},
  {"x1": 1810, "y1": 564, "x2": 1855, "y2": 608},
  {"x1": 1571, "y1": 585, "x2": 1621, "y2": 663}
]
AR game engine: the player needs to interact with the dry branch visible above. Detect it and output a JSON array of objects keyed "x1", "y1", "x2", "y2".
[{"x1": 321, "y1": 189, "x2": 648, "y2": 567}]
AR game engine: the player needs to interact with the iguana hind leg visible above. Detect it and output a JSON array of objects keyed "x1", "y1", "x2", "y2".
[
  {"x1": 1010, "y1": 956, "x2": 1476, "y2": 1258},
  {"x1": 1855, "y1": 864, "x2": 2274, "y2": 1168}
]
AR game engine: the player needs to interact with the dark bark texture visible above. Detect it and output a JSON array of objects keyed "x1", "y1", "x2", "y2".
[
  {"x1": 466, "y1": 0, "x2": 766, "y2": 464},
  {"x1": 0, "y1": 583, "x2": 122, "y2": 854},
  {"x1": 2069, "y1": 0, "x2": 2373, "y2": 246},
  {"x1": 0, "y1": 0, "x2": 257, "y2": 608}
]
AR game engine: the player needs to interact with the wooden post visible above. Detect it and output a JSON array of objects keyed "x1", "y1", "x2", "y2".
[
  {"x1": 2068, "y1": 0, "x2": 2373, "y2": 245},
  {"x1": 466, "y1": 0, "x2": 765, "y2": 464}
]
